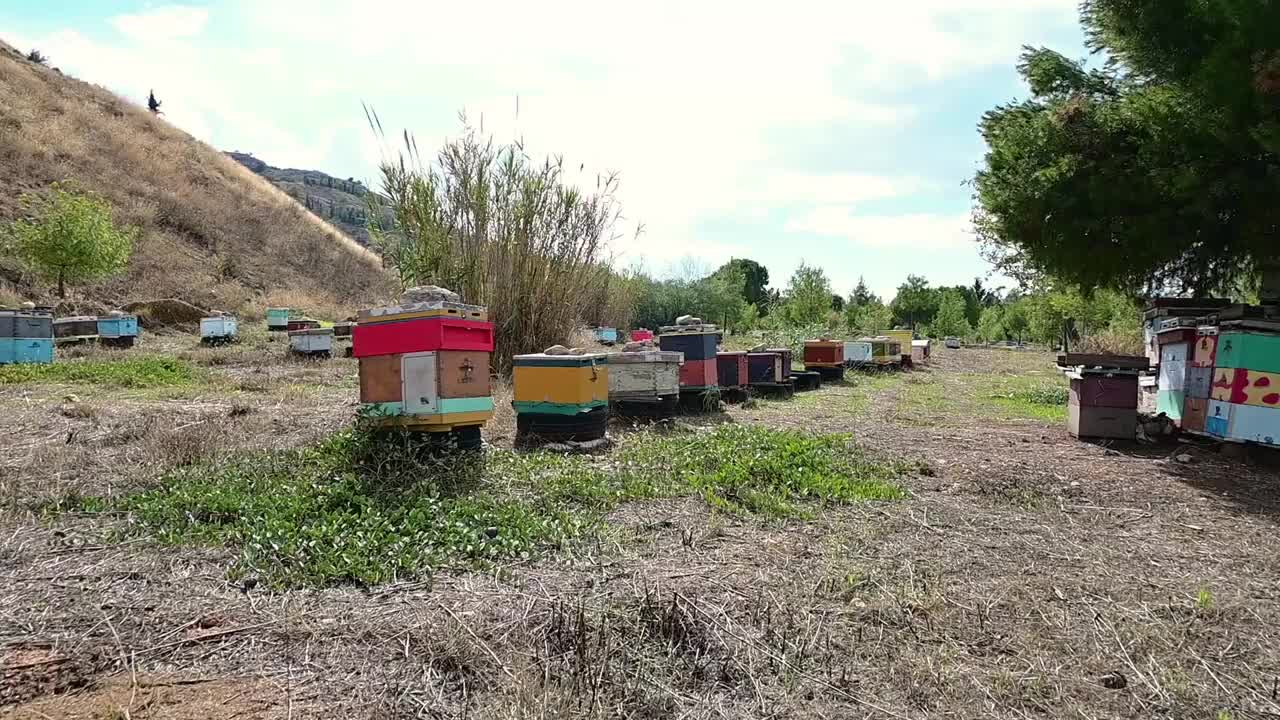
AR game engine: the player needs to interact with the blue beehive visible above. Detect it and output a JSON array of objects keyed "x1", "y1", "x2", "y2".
[
  {"x1": 0, "y1": 310, "x2": 55, "y2": 365},
  {"x1": 98, "y1": 313, "x2": 140, "y2": 348}
]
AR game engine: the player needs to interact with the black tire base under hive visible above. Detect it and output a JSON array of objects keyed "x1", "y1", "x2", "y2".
[{"x1": 517, "y1": 407, "x2": 609, "y2": 446}]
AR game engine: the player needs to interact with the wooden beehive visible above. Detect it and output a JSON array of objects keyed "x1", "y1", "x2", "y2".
[
  {"x1": 803, "y1": 340, "x2": 844, "y2": 368},
  {"x1": 200, "y1": 316, "x2": 239, "y2": 342},
  {"x1": 716, "y1": 352, "x2": 749, "y2": 388},
  {"x1": 354, "y1": 299, "x2": 496, "y2": 433},
  {"x1": 266, "y1": 308, "x2": 291, "y2": 330},
  {"x1": 607, "y1": 350, "x2": 681, "y2": 401},
  {"x1": 289, "y1": 327, "x2": 334, "y2": 356},
  {"x1": 513, "y1": 353, "x2": 609, "y2": 443}
]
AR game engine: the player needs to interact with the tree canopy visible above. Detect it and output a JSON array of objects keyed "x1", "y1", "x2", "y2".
[
  {"x1": 712, "y1": 258, "x2": 771, "y2": 312},
  {"x1": 780, "y1": 263, "x2": 833, "y2": 326},
  {"x1": 5, "y1": 183, "x2": 136, "y2": 298},
  {"x1": 974, "y1": 0, "x2": 1280, "y2": 295}
]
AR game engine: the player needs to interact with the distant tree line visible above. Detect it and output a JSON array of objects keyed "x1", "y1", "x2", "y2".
[
  {"x1": 292, "y1": 191, "x2": 368, "y2": 225},
  {"x1": 303, "y1": 175, "x2": 367, "y2": 195}
]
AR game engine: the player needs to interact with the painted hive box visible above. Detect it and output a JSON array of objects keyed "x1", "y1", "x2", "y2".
[
  {"x1": 1182, "y1": 397, "x2": 1208, "y2": 433},
  {"x1": 289, "y1": 328, "x2": 333, "y2": 354},
  {"x1": 678, "y1": 358, "x2": 718, "y2": 390},
  {"x1": 658, "y1": 331, "x2": 718, "y2": 362},
  {"x1": 594, "y1": 327, "x2": 619, "y2": 344},
  {"x1": 1068, "y1": 403, "x2": 1136, "y2": 440},
  {"x1": 844, "y1": 341, "x2": 873, "y2": 364},
  {"x1": 266, "y1": 308, "x2": 291, "y2": 329},
  {"x1": 767, "y1": 348, "x2": 794, "y2": 374},
  {"x1": 717, "y1": 352, "x2": 749, "y2": 388},
  {"x1": 1215, "y1": 332, "x2": 1280, "y2": 373},
  {"x1": 911, "y1": 339, "x2": 931, "y2": 363},
  {"x1": 747, "y1": 352, "x2": 784, "y2": 384},
  {"x1": 355, "y1": 299, "x2": 495, "y2": 430},
  {"x1": 1069, "y1": 376, "x2": 1137, "y2": 409},
  {"x1": 885, "y1": 330, "x2": 913, "y2": 353},
  {"x1": 513, "y1": 353, "x2": 608, "y2": 415},
  {"x1": 1192, "y1": 329, "x2": 1218, "y2": 368},
  {"x1": 0, "y1": 338, "x2": 54, "y2": 365},
  {"x1": 630, "y1": 329, "x2": 654, "y2": 342},
  {"x1": 607, "y1": 351, "x2": 682, "y2": 400},
  {"x1": 97, "y1": 315, "x2": 139, "y2": 338},
  {"x1": 1, "y1": 311, "x2": 54, "y2": 340},
  {"x1": 803, "y1": 341, "x2": 843, "y2": 367},
  {"x1": 200, "y1": 316, "x2": 238, "y2": 339},
  {"x1": 1185, "y1": 367, "x2": 1213, "y2": 400},
  {"x1": 53, "y1": 316, "x2": 98, "y2": 339}
]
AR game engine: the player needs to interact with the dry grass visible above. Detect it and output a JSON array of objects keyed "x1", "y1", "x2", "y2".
[
  {"x1": 0, "y1": 39, "x2": 395, "y2": 313},
  {"x1": 2, "y1": 334, "x2": 1280, "y2": 716}
]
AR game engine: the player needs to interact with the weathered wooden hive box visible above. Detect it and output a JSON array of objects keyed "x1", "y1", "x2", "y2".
[
  {"x1": 97, "y1": 313, "x2": 139, "y2": 348},
  {"x1": 289, "y1": 327, "x2": 334, "y2": 356},
  {"x1": 865, "y1": 337, "x2": 902, "y2": 366},
  {"x1": 886, "y1": 330, "x2": 914, "y2": 361},
  {"x1": 200, "y1": 316, "x2": 239, "y2": 343},
  {"x1": 354, "y1": 299, "x2": 495, "y2": 437},
  {"x1": 1181, "y1": 326, "x2": 1219, "y2": 432},
  {"x1": 0, "y1": 310, "x2": 55, "y2": 365},
  {"x1": 747, "y1": 352, "x2": 785, "y2": 385},
  {"x1": 716, "y1": 351, "x2": 749, "y2": 389},
  {"x1": 911, "y1": 339, "x2": 931, "y2": 364},
  {"x1": 53, "y1": 316, "x2": 99, "y2": 342},
  {"x1": 607, "y1": 350, "x2": 682, "y2": 417},
  {"x1": 266, "y1": 308, "x2": 292, "y2": 331},
  {"x1": 1068, "y1": 374, "x2": 1138, "y2": 440},
  {"x1": 1206, "y1": 322, "x2": 1280, "y2": 447},
  {"x1": 766, "y1": 348, "x2": 794, "y2": 376},
  {"x1": 332, "y1": 321, "x2": 355, "y2": 338},
  {"x1": 513, "y1": 353, "x2": 609, "y2": 443},
  {"x1": 658, "y1": 327, "x2": 719, "y2": 392},
  {"x1": 843, "y1": 341, "x2": 873, "y2": 366},
  {"x1": 803, "y1": 340, "x2": 844, "y2": 379},
  {"x1": 287, "y1": 318, "x2": 321, "y2": 333}
]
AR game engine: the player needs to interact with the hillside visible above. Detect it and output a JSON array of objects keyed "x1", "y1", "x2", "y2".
[
  {"x1": 0, "y1": 38, "x2": 394, "y2": 316},
  {"x1": 226, "y1": 152, "x2": 391, "y2": 247}
]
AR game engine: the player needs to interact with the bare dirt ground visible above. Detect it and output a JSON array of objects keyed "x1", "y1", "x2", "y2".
[{"x1": 2, "y1": 336, "x2": 1279, "y2": 719}]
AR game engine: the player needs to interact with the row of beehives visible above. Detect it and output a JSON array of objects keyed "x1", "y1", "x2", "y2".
[
  {"x1": 347, "y1": 296, "x2": 933, "y2": 448},
  {"x1": 197, "y1": 308, "x2": 356, "y2": 357},
  {"x1": 1, "y1": 308, "x2": 140, "y2": 365},
  {"x1": 1063, "y1": 301, "x2": 1280, "y2": 449}
]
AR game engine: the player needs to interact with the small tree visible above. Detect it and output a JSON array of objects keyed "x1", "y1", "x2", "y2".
[
  {"x1": 26, "y1": 49, "x2": 47, "y2": 65},
  {"x1": 931, "y1": 289, "x2": 973, "y2": 338},
  {"x1": 780, "y1": 262, "x2": 833, "y2": 326},
  {"x1": 6, "y1": 183, "x2": 136, "y2": 298},
  {"x1": 147, "y1": 90, "x2": 162, "y2": 114},
  {"x1": 977, "y1": 305, "x2": 1006, "y2": 343}
]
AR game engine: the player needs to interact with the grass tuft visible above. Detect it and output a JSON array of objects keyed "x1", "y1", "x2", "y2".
[
  {"x1": 0, "y1": 356, "x2": 202, "y2": 388},
  {"x1": 66, "y1": 424, "x2": 914, "y2": 587}
]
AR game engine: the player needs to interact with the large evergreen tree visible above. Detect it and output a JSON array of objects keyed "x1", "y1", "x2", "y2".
[{"x1": 974, "y1": 0, "x2": 1280, "y2": 295}]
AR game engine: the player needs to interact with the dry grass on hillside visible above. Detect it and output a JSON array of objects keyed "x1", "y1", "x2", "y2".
[{"x1": 0, "y1": 39, "x2": 394, "y2": 314}]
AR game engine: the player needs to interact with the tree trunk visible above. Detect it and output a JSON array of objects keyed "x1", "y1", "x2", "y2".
[{"x1": 58, "y1": 270, "x2": 65, "y2": 299}]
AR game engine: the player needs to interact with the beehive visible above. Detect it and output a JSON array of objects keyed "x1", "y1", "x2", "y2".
[
  {"x1": 747, "y1": 352, "x2": 785, "y2": 384},
  {"x1": 97, "y1": 313, "x2": 139, "y2": 348},
  {"x1": 355, "y1": 298, "x2": 495, "y2": 440},
  {"x1": 864, "y1": 337, "x2": 902, "y2": 366},
  {"x1": 843, "y1": 341, "x2": 873, "y2": 366},
  {"x1": 630, "y1": 329, "x2": 654, "y2": 342},
  {"x1": 1204, "y1": 326, "x2": 1280, "y2": 446},
  {"x1": 803, "y1": 340, "x2": 844, "y2": 379},
  {"x1": 266, "y1": 308, "x2": 292, "y2": 332},
  {"x1": 767, "y1": 348, "x2": 794, "y2": 376},
  {"x1": 593, "y1": 327, "x2": 619, "y2": 345},
  {"x1": 716, "y1": 351, "x2": 749, "y2": 389},
  {"x1": 513, "y1": 353, "x2": 608, "y2": 443},
  {"x1": 658, "y1": 326, "x2": 719, "y2": 392},
  {"x1": 1065, "y1": 370, "x2": 1139, "y2": 440},
  {"x1": 911, "y1": 339, "x2": 931, "y2": 364},
  {"x1": 1155, "y1": 326, "x2": 1197, "y2": 424},
  {"x1": 289, "y1": 327, "x2": 334, "y2": 356},
  {"x1": 200, "y1": 316, "x2": 239, "y2": 344},
  {"x1": 0, "y1": 310, "x2": 54, "y2": 365},
  {"x1": 287, "y1": 318, "x2": 322, "y2": 333},
  {"x1": 886, "y1": 330, "x2": 914, "y2": 361},
  {"x1": 53, "y1": 316, "x2": 99, "y2": 343},
  {"x1": 607, "y1": 350, "x2": 682, "y2": 416}
]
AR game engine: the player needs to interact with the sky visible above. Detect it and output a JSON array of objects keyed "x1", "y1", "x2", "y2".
[{"x1": 3, "y1": 1, "x2": 1088, "y2": 301}]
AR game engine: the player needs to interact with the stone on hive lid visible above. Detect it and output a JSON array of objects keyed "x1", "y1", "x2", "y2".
[
  {"x1": 545, "y1": 345, "x2": 572, "y2": 355},
  {"x1": 622, "y1": 340, "x2": 653, "y2": 353},
  {"x1": 567, "y1": 347, "x2": 587, "y2": 355},
  {"x1": 676, "y1": 315, "x2": 702, "y2": 326},
  {"x1": 21, "y1": 301, "x2": 35, "y2": 309},
  {"x1": 107, "y1": 310, "x2": 124, "y2": 317},
  {"x1": 750, "y1": 344, "x2": 768, "y2": 352},
  {"x1": 401, "y1": 285, "x2": 461, "y2": 304}
]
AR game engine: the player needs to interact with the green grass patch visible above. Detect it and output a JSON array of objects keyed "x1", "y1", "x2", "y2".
[
  {"x1": 0, "y1": 356, "x2": 202, "y2": 389},
  {"x1": 985, "y1": 376, "x2": 1069, "y2": 422},
  {"x1": 65, "y1": 424, "x2": 915, "y2": 587}
]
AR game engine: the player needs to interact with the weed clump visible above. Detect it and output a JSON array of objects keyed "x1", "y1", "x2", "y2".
[{"x1": 0, "y1": 356, "x2": 200, "y2": 389}]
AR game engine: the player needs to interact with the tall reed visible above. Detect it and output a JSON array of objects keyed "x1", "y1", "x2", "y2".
[{"x1": 367, "y1": 112, "x2": 629, "y2": 369}]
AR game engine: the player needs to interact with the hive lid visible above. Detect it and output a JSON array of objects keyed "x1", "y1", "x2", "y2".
[
  {"x1": 659, "y1": 324, "x2": 719, "y2": 334},
  {"x1": 54, "y1": 316, "x2": 97, "y2": 323},
  {"x1": 607, "y1": 350, "x2": 683, "y2": 364},
  {"x1": 289, "y1": 327, "x2": 334, "y2": 336},
  {"x1": 358, "y1": 300, "x2": 487, "y2": 321},
  {"x1": 513, "y1": 352, "x2": 606, "y2": 365}
]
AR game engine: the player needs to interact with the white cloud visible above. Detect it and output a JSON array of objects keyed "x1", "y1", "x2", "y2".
[
  {"x1": 785, "y1": 209, "x2": 976, "y2": 251},
  {"x1": 111, "y1": 5, "x2": 210, "y2": 41}
]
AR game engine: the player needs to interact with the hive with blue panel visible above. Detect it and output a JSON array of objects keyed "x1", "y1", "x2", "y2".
[
  {"x1": 97, "y1": 311, "x2": 140, "y2": 349},
  {"x1": 0, "y1": 308, "x2": 55, "y2": 365}
]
